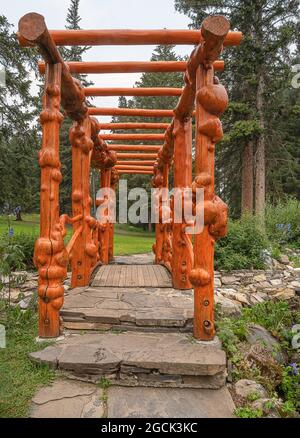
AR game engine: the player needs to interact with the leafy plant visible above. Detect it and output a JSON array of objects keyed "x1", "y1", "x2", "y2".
[
  {"x1": 234, "y1": 407, "x2": 263, "y2": 418},
  {"x1": 265, "y1": 198, "x2": 300, "y2": 247},
  {"x1": 281, "y1": 365, "x2": 300, "y2": 411},
  {"x1": 215, "y1": 216, "x2": 268, "y2": 271}
]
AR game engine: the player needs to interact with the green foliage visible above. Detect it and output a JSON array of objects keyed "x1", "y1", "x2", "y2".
[
  {"x1": 175, "y1": 0, "x2": 300, "y2": 214},
  {"x1": 0, "y1": 304, "x2": 54, "y2": 417},
  {"x1": 242, "y1": 301, "x2": 293, "y2": 338},
  {"x1": 281, "y1": 365, "x2": 300, "y2": 411},
  {"x1": 265, "y1": 198, "x2": 300, "y2": 247},
  {"x1": 11, "y1": 233, "x2": 36, "y2": 270},
  {"x1": 215, "y1": 216, "x2": 268, "y2": 271},
  {"x1": 234, "y1": 407, "x2": 263, "y2": 418}
]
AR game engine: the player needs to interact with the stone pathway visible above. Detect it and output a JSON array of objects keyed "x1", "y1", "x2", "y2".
[
  {"x1": 62, "y1": 286, "x2": 194, "y2": 332},
  {"x1": 30, "y1": 379, "x2": 235, "y2": 418},
  {"x1": 30, "y1": 332, "x2": 226, "y2": 389}
]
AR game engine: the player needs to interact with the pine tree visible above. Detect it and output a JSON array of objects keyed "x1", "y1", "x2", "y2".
[
  {"x1": 59, "y1": 0, "x2": 93, "y2": 214},
  {"x1": 0, "y1": 15, "x2": 39, "y2": 212},
  {"x1": 175, "y1": 0, "x2": 300, "y2": 216}
]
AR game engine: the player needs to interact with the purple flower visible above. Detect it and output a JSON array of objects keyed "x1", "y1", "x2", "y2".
[{"x1": 289, "y1": 363, "x2": 299, "y2": 376}]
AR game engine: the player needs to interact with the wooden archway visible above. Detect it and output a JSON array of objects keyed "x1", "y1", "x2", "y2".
[{"x1": 18, "y1": 12, "x2": 242, "y2": 340}]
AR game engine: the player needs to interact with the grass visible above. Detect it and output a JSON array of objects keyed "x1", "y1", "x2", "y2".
[
  {"x1": 0, "y1": 214, "x2": 154, "y2": 256},
  {"x1": 0, "y1": 302, "x2": 55, "y2": 418}
]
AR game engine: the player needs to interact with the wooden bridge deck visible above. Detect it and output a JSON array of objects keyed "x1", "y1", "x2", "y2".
[{"x1": 91, "y1": 264, "x2": 172, "y2": 288}]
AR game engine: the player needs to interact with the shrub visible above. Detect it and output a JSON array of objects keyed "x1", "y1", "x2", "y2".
[
  {"x1": 11, "y1": 233, "x2": 36, "y2": 270},
  {"x1": 215, "y1": 216, "x2": 268, "y2": 271},
  {"x1": 265, "y1": 198, "x2": 300, "y2": 247},
  {"x1": 0, "y1": 232, "x2": 36, "y2": 271}
]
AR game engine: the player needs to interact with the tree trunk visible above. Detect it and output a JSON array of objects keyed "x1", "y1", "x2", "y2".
[
  {"x1": 255, "y1": 73, "x2": 266, "y2": 217},
  {"x1": 241, "y1": 142, "x2": 254, "y2": 215}
]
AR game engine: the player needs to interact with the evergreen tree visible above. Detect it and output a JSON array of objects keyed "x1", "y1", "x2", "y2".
[
  {"x1": 0, "y1": 15, "x2": 39, "y2": 212},
  {"x1": 59, "y1": 0, "x2": 93, "y2": 214},
  {"x1": 175, "y1": 0, "x2": 300, "y2": 216}
]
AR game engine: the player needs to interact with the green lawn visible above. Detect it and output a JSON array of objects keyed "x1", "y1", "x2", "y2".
[
  {"x1": 0, "y1": 214, "x2": 154, "y2": 256},
  {"x1": 0, "y1": 304, "x2": 55, "y2": 418}
]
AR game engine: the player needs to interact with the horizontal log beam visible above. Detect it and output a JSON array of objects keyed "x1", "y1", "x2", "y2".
[
  {"x1": 116, "y1": 165, "x2": 154, "y2": 171},
  {"x1": 84, "y1": 88, "x2": 183, "y2": 97},
  {"x1": 19, "y1": 29, "x2": 242, "y2": 47},
  {"x1": 108, "y1": 145, "x2": 162, "y2": 152},
  {"x1": 99, "y1": 122, "x2": 169, "y2": 130},
  {"x1": 116, "y1": 153, "x2": 158, "y2": 159},
  {"x1": 118, "y1": 170, "x2": 153, "y2": 175},
  {"x1": 89, "y1": 108, "x2": 189, "y2": 118},
  {"x1": 38, "y1": 60, "x2": 224, "y2": 74},
  {"x1": 116, "y1": 160, "x2": 156, "y2": 166},
  {"x1": 100, "y1": 133, "x2": 165, "y2": 141}
]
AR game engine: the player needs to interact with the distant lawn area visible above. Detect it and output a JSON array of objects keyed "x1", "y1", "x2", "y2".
[{"x1": 0, "y1": 214, "x2": 154, "y2": 256}]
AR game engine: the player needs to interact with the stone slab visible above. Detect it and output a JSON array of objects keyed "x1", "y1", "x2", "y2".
[
  {"x1": 107, "y1": 386, "x2": 235, "y2": 418},
  {"x1": 29, "y1": 332, "x2": 226, "y2": 389},
  {"x1": 62, "y1": 286, "x2": 194, "y2": 332},
  {"x1": 30, "y1": 379, "x2": 104, "y2": 418}
]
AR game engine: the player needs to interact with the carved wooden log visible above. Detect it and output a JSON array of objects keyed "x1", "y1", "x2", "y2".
[
  {"x1": 152, "y1": 165, "x2": 172, "y2": 270},
  {"x1": 18, "y1": 13, "x2": 88, "y2": 121},
  {"x1": 89, "y1": 108, "x2": 177, "y2": 118},
  {"x1": 116, "y1": 153, "x2": 158, "y2": 160},
  {"x1": 99, "y1": 123, "x2": 169, "y2": 130},
  {"x1": 108, "y1": 169, "x2": 119, "y2": 261},
  {"x1": 19, "y1": 28, "x2": 242, "y2": 47},
  {"x1": 70, "y1": 116, "x2": 98, "y2": 288},
  {"x1": 118, "y1": 170, "x2": 153, "y2": 175},
  {"x1": 85, "y1": 88, "x2": 183, "y2": 97},
  {"x1": 100, "y1": 134, "x2": 165, "y2": 141},
  {"x1": 172, "y1": 118, "x2": 193, "y2": 289},
  {"x1": 33, "y1": 63, "x2": 66, "y2": 338},
  {"x1": 91, "y1": 118, "x2": 117, "y2": 170},
  {"x1": 108, "y1": 145, "x2": 161, "y2": 152},
  {"x1": 190, "y1": 16, "x2": 230, "y2": 341},
  {"x1": 98, "y1": 169, "x2": 112, "y2": 264},
  {"x1": 39, "y1": 60, "x2": 224, "y2": 74}
]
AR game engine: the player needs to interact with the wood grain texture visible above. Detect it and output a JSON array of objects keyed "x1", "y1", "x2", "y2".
[{"x1": 92, "y1": 265, "x2": 172, "y2": 288}]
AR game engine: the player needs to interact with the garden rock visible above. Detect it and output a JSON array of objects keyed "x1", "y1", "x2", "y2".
[
  {"x1": 278, "y1": 255, "x2": 290, "y2": 265},
  {"x1": 234, "y1": 379, "x2": 268, "y2": 399},
  {"x1": 246, "y1": 324, "x2": 287, "y2": 364}
]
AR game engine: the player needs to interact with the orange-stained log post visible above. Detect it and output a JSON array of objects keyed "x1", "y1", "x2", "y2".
[
  {"x1": 190, "y1": 16, "x2": 230, "y2": 341},
  {"x1": 98, "y1": 169, "x2": 111, "y2": 264},
  {"x1": 152, "y1": 165, "x2": 172, "y2": 270},
  {"x1": 108, "y1": 169, "x2": 119, "y2": 261},
  {"x1": 171, "y1": 118, "x2": 193, "y2": 289},
  {"x1": 33, "y1": 63, "x2": 67, "y2": 338},
  {"x1": 70, "y1": 116, "x2": 98, "y2": 288}
]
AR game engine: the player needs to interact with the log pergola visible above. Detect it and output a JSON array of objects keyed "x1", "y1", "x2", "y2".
[{"x1": 18, "y1": 12, "x2": 242, "y2": 340}]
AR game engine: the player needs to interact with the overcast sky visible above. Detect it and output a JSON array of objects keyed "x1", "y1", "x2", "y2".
[{"x1": 2, "y1": 0, "x2": 192, "y2": 123}]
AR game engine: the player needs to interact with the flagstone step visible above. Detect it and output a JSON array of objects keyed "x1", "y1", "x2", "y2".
[
  {"x1": 61, "y1": 286, "x2": 194, "y2": 333},
  {"x1": 30, "y1": 332, "x2": 227, "y2": 389},
  {"x1": 30, "y1": 379, "x2": 235, "y2": 418}
]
